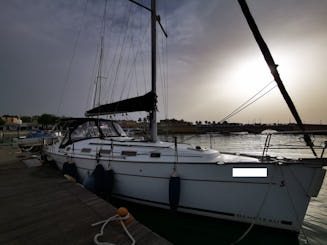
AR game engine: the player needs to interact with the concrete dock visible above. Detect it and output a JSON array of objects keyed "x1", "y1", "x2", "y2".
[{"x1": 0, "y1": 145, "x2": 171, "y2": 244}]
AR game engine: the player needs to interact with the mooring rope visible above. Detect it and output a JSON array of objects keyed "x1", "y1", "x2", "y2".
[{"x1": 92, "y1": 207, "x2": 135, "y2": 245}]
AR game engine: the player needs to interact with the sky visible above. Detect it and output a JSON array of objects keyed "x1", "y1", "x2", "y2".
[{"x1": 0, "y1": 0, "x2": 326, "y2": 124}]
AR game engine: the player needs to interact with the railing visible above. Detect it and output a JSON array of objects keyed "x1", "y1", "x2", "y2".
[{"x1": 261, "y1": 133, "x2": 327, "y2": 159}]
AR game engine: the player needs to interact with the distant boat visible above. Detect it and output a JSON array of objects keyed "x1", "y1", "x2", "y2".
[
  {"x1": 18, "y1": 130, "x2": 57, "y2": 152},
  {"x1": 230, "y1": 131, "x2": 249, "y2": 135},
  {"x1": 261, "y1": 129, "x2": 278, "y2": 135},
  {"x1": 43, "y1": 0, "x2": 326, "y2": 232}
]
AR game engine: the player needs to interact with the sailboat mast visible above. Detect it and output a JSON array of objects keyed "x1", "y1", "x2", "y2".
[
  {"x1": 238, "y1": 0, "x2": 317, "y2": 157},
  {"x1": 150, "y1": 0, "x2": 158, "y2": 142}
]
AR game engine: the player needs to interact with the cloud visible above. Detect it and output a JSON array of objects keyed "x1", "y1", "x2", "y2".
[{"x1": 0, "y1": 0, "x2": 326, "y2": 124}]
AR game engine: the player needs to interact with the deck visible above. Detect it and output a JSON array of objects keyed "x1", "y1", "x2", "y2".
[{"x1": 0, "y1": 145, "x2": 171, "y2": 244}]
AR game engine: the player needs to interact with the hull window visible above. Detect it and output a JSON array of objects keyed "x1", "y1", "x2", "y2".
[
  {"x1": 81, "y1": 148, "x2": 92, "y2": 153},
  {"x1": 150, "y1": 152, "x2": 161, "y2": 158},
  {"x1": 121, "y1": 151, "x2": 137, "y2": 156}
]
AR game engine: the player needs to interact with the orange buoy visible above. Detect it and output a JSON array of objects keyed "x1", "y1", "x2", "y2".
[{"x1": 117, "y1": 207, "x2": 134, "y2": 225}]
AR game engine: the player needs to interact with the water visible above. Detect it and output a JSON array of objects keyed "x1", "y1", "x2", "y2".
[
  {"x1": 114, "y1": 133, "x2": 327, "y2": 245},
  {"x1": 0, "y1": 133, "x2": 19, "y2": 145}
]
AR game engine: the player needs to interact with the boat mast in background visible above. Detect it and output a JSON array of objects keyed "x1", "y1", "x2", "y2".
[
  {"x1": 93, "y1": 0, "x2": 108, "y2": 108},
  {"x1": 237, "y1": 0, "x2": 317, "y2": 157}
]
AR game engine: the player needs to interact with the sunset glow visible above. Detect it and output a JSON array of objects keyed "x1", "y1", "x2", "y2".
[{"x1": 0, "y1": 0, "x2": 326, "y2": 124}]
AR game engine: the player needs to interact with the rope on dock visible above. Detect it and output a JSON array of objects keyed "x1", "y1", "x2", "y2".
[{"x1": 91, "y1": 207, "x2": 135, "y2": 245}]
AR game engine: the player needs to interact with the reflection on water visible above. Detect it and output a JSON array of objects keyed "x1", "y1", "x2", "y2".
[{"x1": 299, "y1": 175, "x2": 327, "y2": 245}]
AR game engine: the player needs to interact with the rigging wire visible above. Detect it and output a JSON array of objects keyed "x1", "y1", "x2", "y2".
[
  {"x1": 120, "y1": 12, "x2": 138, "y2": 99},
  {"x1": 101, "y1": 0, "x2": 118, "y2": 103},
  {"x1": 101, "y1": 0, "x2": 129, "y2": 104},
  {"x1": 155, "y1": 0, "x2": 169, "y2": 120},
  {"x1": 121, "y1": 10, "x2": 143, "y2": 101},
  {"x1": 90, "y1": 0, "x2": 164, "y2": 129},
  {"x1": 160, "y1": 29, "x2": 169, "y2": 119},
  {"x1": 139, "y1": 12, "x2": 151, "y2": 95},
  {"x1": 120, "y1": 5, "x2": 150, "y2": 101},
  {"x1": 93, "y1": 0, "x2": 109, "y2": 108},
  {"x1": 57, "y1": 0, "x2": 89, "y2": 115},
  {"x1": 162, "y1": 0, "x2": 169, "y2": 119},
  {"x1": 101, "y1": 0, "x2": 150, "y2": 111},
  {"x1": 85, "y1": 0, "x2": 167, "y2": 128},
  {"x1": 137, "y1": 17, "x2": 151, "y2": 94},
  {"x1": 120, "y1": 35, "x2": 137, "y2": 99},
  {"x1": 86, "y1": 0, "x2": 112, "y2": 110},
  {"x1": 158, "y1": 46, "x2": 164, "y2": 113},
  {"x1": 219, "y1": 80, "x2": 277, "y2": 123},
  {"x1": 85, "y1": 43, "x2": 100, "y2": 110},
  {"x1": 108, "y1": 4, "x2": 133, "y2": 103}
]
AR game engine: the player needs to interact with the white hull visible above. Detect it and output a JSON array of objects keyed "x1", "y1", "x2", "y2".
[{"x1": 44, "y1": 138, "x2": 326, "y2": 232}]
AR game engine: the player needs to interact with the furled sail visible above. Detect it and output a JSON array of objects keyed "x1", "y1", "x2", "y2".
[{"x1": 85, "y1": 91, "x2": 157, "y2": 116}]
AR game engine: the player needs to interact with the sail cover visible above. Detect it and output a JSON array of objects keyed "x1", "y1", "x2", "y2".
[{"x1": 85, "y1": 92, "x2": 157, "y2": 116}]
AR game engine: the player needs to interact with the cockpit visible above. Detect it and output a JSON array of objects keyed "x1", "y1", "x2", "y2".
[{"x1": 59, "y1": 118, "x2": 126, "y2": 148}]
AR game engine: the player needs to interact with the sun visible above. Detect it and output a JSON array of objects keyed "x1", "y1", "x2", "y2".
[{"x1": 228, "y1": 57, "x2": 274, "y2": 96}]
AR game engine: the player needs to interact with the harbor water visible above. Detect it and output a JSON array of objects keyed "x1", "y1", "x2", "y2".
[{"x1": 115, "y1": 133, "x2": 327, "y2": 245}]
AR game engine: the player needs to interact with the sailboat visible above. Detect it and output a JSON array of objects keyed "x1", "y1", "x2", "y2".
[{"x1": 43, "y1": 0, "x2": 327, "y2": 232}]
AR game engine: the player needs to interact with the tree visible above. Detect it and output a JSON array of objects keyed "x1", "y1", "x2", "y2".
[
  {"x1": 0, "y1": 117, "x2": 5, "y2": 126},
  {"x1": 38, "y1": 114, "x2": 59, "y2": 129},
  {"x1": 21, "y1": 116, "x2": 32, "y2": 123}
]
